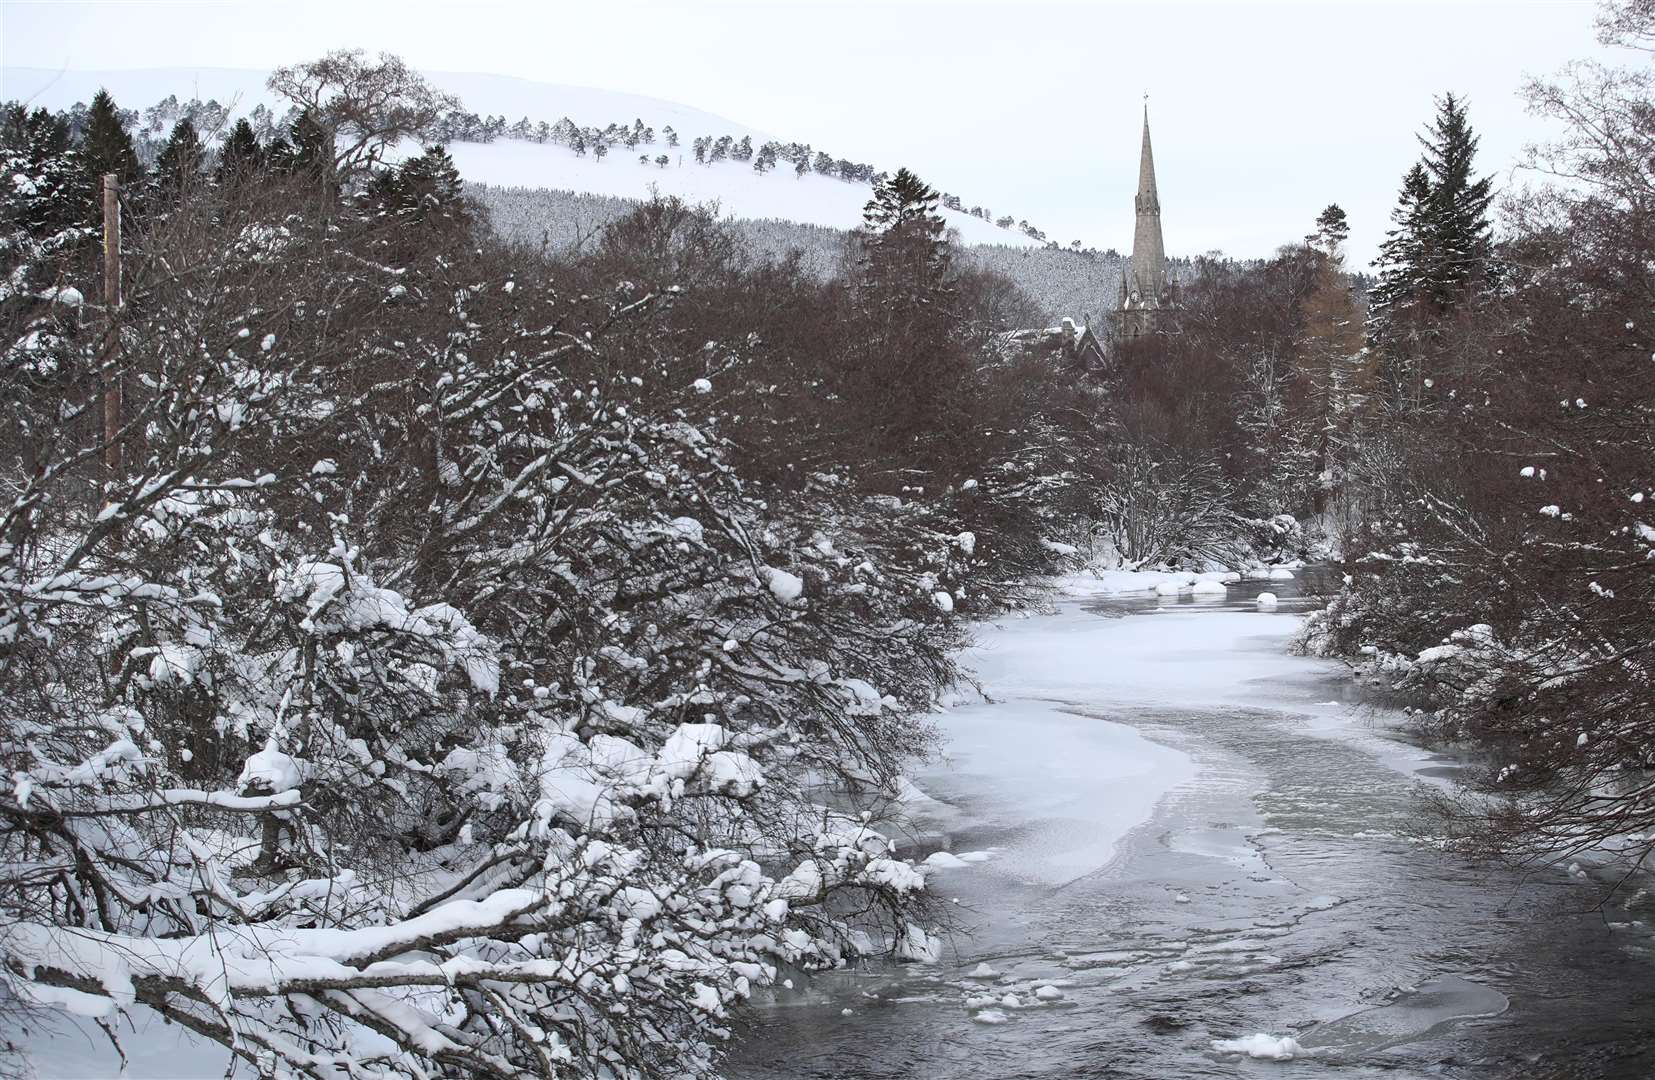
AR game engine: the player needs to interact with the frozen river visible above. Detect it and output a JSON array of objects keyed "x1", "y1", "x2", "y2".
[{"x1": 729, "y1": 577, "x2": 1655, "y2": 1080}]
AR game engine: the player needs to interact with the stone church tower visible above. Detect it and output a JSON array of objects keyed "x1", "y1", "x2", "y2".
[{"x1": 1114, "y1": 103, "x2": 1170, "y2": 341}]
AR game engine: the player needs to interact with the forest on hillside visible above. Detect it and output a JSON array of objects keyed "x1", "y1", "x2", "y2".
[{"x1": 472, "y1": 184, "x2": 1174, "y2": 324}]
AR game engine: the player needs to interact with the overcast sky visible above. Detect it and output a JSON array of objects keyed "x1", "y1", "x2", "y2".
[{"x1": 0, "y1": 0, "x2": 1616, "y2": 264}]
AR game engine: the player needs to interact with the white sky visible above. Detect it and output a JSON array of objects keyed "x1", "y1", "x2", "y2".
[{"x1": 0, "y1": 0, "x2": 1615, "y2": 265}]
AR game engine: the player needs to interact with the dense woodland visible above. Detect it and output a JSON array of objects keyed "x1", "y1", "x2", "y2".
[{"x1": 2, "y1": 0, "x2": 1654, "y2": 1075}]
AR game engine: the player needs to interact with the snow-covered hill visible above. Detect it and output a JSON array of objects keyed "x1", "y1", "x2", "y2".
[{"x1": 1, "y1": 65, "x2": 1037, "y2": 247}]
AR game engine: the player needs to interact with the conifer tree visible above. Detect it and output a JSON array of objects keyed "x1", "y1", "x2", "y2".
[
  {"x1": 1371, "y1": 163, "x2": 1433, "y2": 318},
  {"x1": 1418, "y1": 93, "x2": 1495, "y2": 304},
  {"x1": 79, "y1": 89, "x2": 143, "y2": 199},
  {"x1": 270, "y1": 108, "x2": 335, "y2": 193},
  {"x1": 150, "y1": 117, "x2": 204, "y2": 205},
  {"x1": 216, "y1": 117, "x2": 263, "y2": 184},
  {"x1": 1371, "y1": 94, "x2": 1495, "y2": 334},
  {"x1": 848, "y1": 168, "x2": 964, "y2": 462},
  {"x1": 1307, "y1": 203, "x2": 1350, "y2": 253},
  {"x1": 397, "y1": 144, "x2": 464, "y2": 219},
  {"x1": 1, "y1": 105, "x2": 86, "y2": 238}
]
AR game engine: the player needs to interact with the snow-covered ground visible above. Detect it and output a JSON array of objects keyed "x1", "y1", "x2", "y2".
[
  {"x1": 13, "y1": 1010, "x2": 228, "y2": 1080},
  {"x1": 1, "y1": 66, "x2": 1037, "y2": 246},
  {"x1": 444, "y1": 141, "x2": 1028, "y2": 244}
]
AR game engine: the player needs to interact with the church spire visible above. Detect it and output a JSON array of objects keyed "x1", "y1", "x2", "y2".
[{"x1": 1129, "y1": 99, "x2": 1166, "y2": 305}]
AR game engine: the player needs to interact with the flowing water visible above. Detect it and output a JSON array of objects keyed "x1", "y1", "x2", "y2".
[{"x1": 729, "y1": 576, "x2": 1655, "y2": 1079}]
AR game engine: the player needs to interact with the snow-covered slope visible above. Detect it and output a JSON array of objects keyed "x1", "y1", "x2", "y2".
[
  {"x1": 2, "y1": 67, "x2": 769, "y2": 144},
  {"x1": 1, "y1": 66, "x2": 1036, "y2": 246},
  {"x1": 448, "y1": 143, "x2": 1032, "y2": 245}
]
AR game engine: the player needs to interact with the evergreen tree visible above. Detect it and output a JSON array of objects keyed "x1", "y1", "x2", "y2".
[
  {"x1": 0, "y1": 105, "x2": 84, "y2": 238},
  {"x1": 1, "y1": 101, "x2": 95, "y2": 457},
  {"x1": 1307, "y1": 203, "x2": 1350, "y2": 253},
  {"x1": 847, "y1": 168, "x2": 963, "y2": 461},
  {"x1": 150, "y1": 117, "x2": 204, "y2": 205},
  {"x1": 1371, "y1": 94, "x2": 1495, "y2": 336},
  {"x1": 663, "y1": 125, "x2": 678, "y2": 148},
  {"x1": 395, "y1": 144, "x2": 465, "y2": 222},
  {"x1": 270, "y1": 108, "x2": 333, "y2": 188},
  {"x1": 79, "y1": 89, "x2": 143, "y2": 198},
  {"x1": 216, "y1": 117, "x2": 263, "y2": 184},
  {"x1": 1372, "y1": 164, "x2": 1432, "y2": 309},
  {"x1": 1418, "y1": 93, "x2": 1495, "y2": 303},
  {"x1": 363, "y1": 144, "x2": 467, "y2": 226}
]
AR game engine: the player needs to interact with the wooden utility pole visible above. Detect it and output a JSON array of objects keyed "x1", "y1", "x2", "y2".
[{"x1": 101, "y1": 173, "x2": 122, "y2": 475}]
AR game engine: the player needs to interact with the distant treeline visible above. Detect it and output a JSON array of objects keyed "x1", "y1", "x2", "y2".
[{"x1": 473, "y1": 183, "x2": 1203, "y2": 324}]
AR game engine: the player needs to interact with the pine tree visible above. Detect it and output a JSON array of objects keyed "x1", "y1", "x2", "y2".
[
  {"x1": 1, "y1": 101, "x2": 94, "y2": 448},
  {"x1": 394, "y1": 144, "x2": 465, "y2": 222},
  {"x1": 79, "y1": 89, "x2": 143, "y2": 201},
  {"x1": 217, "y1": 118, "x2": 263, "y2": 184},
  {"x1": 270, "y1": 108, "x2": 333, "y2": 188},
  {"x1": 1371, "y1": 94, "x2": 1495, "y2": 334},
  {"x1": 1307, "y1": 203, "x2": 1349, "y2": 253},
  {"x1": 847, "y1": 168, "x2": 964, "y2": 461},
  {"x1": 150, "y1": 117, "x2": 204, "y2": 205},
  {"x1": 1369, "y1": 162, "x2": 1435, "y2": 354},
  {"x1": 1417, "y1": 93, "x2": 1495, "y2": 304},
  {"x1": 1, "y1": 105, "x2": 86, "y2": 239}
]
